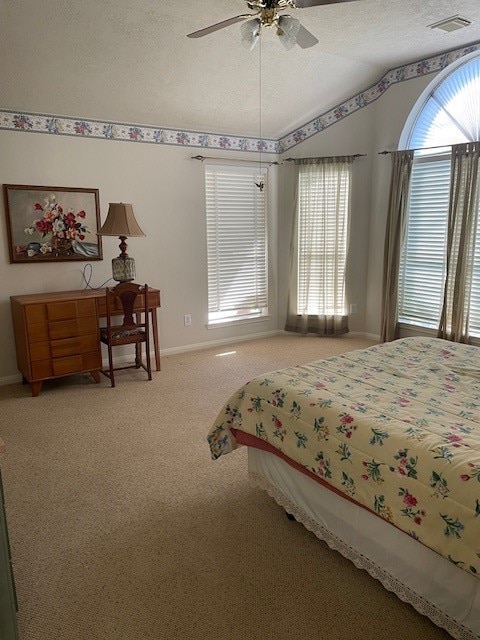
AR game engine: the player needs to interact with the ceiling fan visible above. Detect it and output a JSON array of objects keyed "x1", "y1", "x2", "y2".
[{"x1": 187, "y1": 0, "x2": 359, "y2": 51}]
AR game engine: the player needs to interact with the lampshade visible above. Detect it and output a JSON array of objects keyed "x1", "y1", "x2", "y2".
[
  {"x1": 97, "y1": 203, "x2": 145, "y2": 238},
  {"x1": 98, "y1": 203, "x2": 145, "y2": 283}
]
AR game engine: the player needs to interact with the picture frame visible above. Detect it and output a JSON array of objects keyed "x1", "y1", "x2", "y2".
[{"x1": 3, "y1": 184, "x2": 103, "y2": 263}]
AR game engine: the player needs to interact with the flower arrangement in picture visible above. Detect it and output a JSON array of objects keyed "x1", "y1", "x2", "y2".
[{"x1": 22, "y1": 194, "x2": 89, "y2": 256}]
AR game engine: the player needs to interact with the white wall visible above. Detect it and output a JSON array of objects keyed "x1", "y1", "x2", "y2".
[
  {"x1": 0, "y1": 70, "x2": 441, "y2": 381},
  {"x1": 0, "y1": 131, "x2": 279, "y2": 381}
]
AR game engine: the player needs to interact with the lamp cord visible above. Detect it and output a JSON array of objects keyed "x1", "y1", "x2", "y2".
[{"x1": 81, "y1": 263, "x2": 115, "y2": 290}]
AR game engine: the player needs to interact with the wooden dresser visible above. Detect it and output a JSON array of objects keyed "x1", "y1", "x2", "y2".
[{"x1": 10, "y1": 288, "x2": 161, "y2": 397}]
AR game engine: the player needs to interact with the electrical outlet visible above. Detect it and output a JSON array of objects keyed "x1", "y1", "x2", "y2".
[
  {"x1": 183, "y1": 314, "x2": 192, "y2": 326},
  {"x1": 349, "y1": 304, "x2": 357, "y2": 315}
]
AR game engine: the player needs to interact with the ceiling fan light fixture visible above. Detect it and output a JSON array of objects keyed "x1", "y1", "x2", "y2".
[
  {"x1": 278, "y1": 15, "x2": 301, "y2": 37},
  {"x1": 241, "y1": 18, "x2": 261, "y2": 50},
  {"x1": 277, "y1": 15, "x2": 301, "y2": 49},
  {"x1": 278, "y1": 31, "x2": 297, "y2": 49}
]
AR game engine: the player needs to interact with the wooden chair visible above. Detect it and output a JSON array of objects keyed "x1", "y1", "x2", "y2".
[{"x1": 100, "y1": 282, "x2": 152, "y2": 387}]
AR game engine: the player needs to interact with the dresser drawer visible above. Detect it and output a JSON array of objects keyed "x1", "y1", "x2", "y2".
[
  {"x1": 31, "y1": 359, "x2": 53, "y2": 380},
  {"x1": 96, "y1": 290, "x2": 159, "y2": 316},
  {"x1": 50, "y1": 334, "x2": 99, "y2": 358},
  {"x1": 46, "y1": 299, "x2": 96, "y2": 322},
  {"x1": 48, "y1": 319, "x2": 80, "y2": 340},
  {"x1": 29, "y1": 341, "x2": 51, "y2": 363},
  {"x1": 48, "y1": 316, "x2": 97, "y2": 340},
  {"x1": 25, "y1": 304, "x2": 47, "y2": 325},
  {"x1": 52, "y1": 356, "x2": 83, "y2": 377},
  {"x1": 51, "y1": 337, "x2": 81, "y2": 358},
  {"x1": 27, "y1": 323, "x2": 49, "y2": 343},
  {"x1": 31, "y1": 350, "x2": 101, "y2": 380},
  {"x1": 52, "y1": 353, "x2": 101, "y2": 376},
  {"x1": 83, "y1": 351, "x2": 101, "y2": 370}
]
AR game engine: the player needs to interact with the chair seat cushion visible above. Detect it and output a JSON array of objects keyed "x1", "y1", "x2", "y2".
[{"x1": 100, "y1": 327, "x2": 146, "y2": 341}]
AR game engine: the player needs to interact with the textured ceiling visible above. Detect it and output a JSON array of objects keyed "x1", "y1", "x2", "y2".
[{"x1": 2, "y1": 0, "x2": 480, "y2": 139}]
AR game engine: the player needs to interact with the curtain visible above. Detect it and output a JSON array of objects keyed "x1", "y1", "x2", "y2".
[
  {"x1": 380, "y1": 150, "x2": 414, "y2": 342},
  {"x1": 285, "y1": 156, "x2": 352, "y2": 336},
  {"x1": 438, "y1": 142, "x2": 480, "y2": 343}
]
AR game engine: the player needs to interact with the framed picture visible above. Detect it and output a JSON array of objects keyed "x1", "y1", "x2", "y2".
[{"x1": 3, "y1": 184, "x2": 103, "y2": 263}]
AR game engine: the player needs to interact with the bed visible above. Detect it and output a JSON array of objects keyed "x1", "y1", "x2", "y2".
[{"x1": 207, "y1": 337, "x2": 480, "y2": 640}]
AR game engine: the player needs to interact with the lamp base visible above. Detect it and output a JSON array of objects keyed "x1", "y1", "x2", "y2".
[{"x1": 112, "y1": 256, "x2": 136, "y2": 282}]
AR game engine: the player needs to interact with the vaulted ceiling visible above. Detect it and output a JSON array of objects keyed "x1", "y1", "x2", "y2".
[{"x1": 2, "y1": 0, "x2": 480, "y2": 140}]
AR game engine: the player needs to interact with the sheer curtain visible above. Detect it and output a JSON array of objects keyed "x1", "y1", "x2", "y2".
[
  {"x1": 380, "y1": 150, "x2": 414, "y2": 342},
  {"x1": 285, "y1": 157, "x2": 352, "y2": 336},
  {"x1": 438, "y1": 142, "x2": 480, "y2": 342}
]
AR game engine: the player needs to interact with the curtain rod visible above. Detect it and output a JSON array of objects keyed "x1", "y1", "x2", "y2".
[
  {"x1": 377, "y1": 141, "x2": 472, "y2": 155},
  {"x1": 191, "y1": 155, "x2": 280, "y2": 165},
  {"x1": 192, "y1": 153, "x2": 367, "y2": 164},
  {"x1": 283, "y1": 153, "x2": 367, "y2": 162}
]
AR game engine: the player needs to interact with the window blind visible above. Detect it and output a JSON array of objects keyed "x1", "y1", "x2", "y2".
[
  {"x1": 398, "y1": 155, "x2": 451, "y2": 328},
  {"x1": 297, "y1": 163, "x2": 350, "y2": 316},
  {"x1": 205, "y1": 165, "x2": 268, "y2": 323}
]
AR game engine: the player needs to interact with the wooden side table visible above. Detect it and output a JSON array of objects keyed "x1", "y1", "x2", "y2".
[{"x1": 10, "y1": 288, "x2": 161, "y2": 396}]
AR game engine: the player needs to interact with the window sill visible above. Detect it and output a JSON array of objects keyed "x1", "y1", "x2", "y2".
[{"x1": 206, "y1": 315, "x2": 271, "y2": 330}]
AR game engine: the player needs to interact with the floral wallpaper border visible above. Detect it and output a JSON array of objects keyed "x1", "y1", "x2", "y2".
[
  {"x1": 278, "y1": 42, "x2": 480, "y2": 151},
  {"x1": 0, "y1": 112, "x2": 281, "y2": 154},
  {"x1": 1, "y1": 42, "x2": 479, "y2": 154}
]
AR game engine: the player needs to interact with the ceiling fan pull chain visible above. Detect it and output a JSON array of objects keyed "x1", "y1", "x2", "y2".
[{"x1": 256, "y1": 32, "x2": 265, "y2": 192}]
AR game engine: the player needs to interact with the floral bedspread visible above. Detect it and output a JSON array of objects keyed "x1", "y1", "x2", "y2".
[{"x1": 208, "y1": 337, "x2": 480, "y2": 577}]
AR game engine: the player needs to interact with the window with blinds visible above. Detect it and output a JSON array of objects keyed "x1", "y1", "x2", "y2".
[
  {"x1": 205, "y1": 165, "x2": 268, "y2": 325},
  {"x1": 398, "y1": 154, "x2": 450, "y2": 328},
  {"x1": 398, "y1": 52, "x2": 480, "y2": 339},
  {"x1": 297, "y1": 162, "x2": 350, "y2": 316}
]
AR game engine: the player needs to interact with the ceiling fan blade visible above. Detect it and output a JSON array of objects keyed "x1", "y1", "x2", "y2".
[
  {"x1": 295, "y1": 23, "x2": 319, "y2": 48},
  {"x1": 294, "y1": 0, "x2": 359, "y2": 7},
  {"x1": 187, "y1": 15, "x2": 251, "y2": 38}
]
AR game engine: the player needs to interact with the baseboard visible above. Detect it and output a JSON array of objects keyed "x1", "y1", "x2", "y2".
[
  {"x1": 0, "y1": 329, "x2": 380, "y2": 387},
  {"x1": 278, "y1": 329, "x2": 380, "y2": 342},
  {"x1": 0, "y1": 373, "x2": 23, "y2": 387},
  {"x1": 160, "y1": 330, "x2": 282, "y2": 356},
  {"x1": 349, "y1": 331, "x2": 381, "y2": 341}
]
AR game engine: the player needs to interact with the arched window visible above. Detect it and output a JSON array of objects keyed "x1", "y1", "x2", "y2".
[
  {"x1": 400, "y1": 53, "x2": 480, "y2": 151},
  {"x1": 397, "y1": 52, "x2": 480, "y2": 337}
]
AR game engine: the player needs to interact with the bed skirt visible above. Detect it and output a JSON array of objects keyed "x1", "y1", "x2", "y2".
[{"x1": 248, "y1": 447, "x2": 480, "y2": 640}]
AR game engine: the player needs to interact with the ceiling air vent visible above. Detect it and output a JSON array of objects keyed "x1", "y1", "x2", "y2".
[{"x1": 429, "y1": 15, "x2": 472, "y2": 32}]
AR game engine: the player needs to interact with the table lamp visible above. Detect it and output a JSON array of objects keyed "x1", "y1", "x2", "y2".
[{"x1": 98, "y1": 203, "x2": 145, "y2": 282}]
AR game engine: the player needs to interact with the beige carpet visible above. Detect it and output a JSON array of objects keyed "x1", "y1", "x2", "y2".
[{"x1": 0, "y1": 334, "x2": 451, "y2": 640}]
